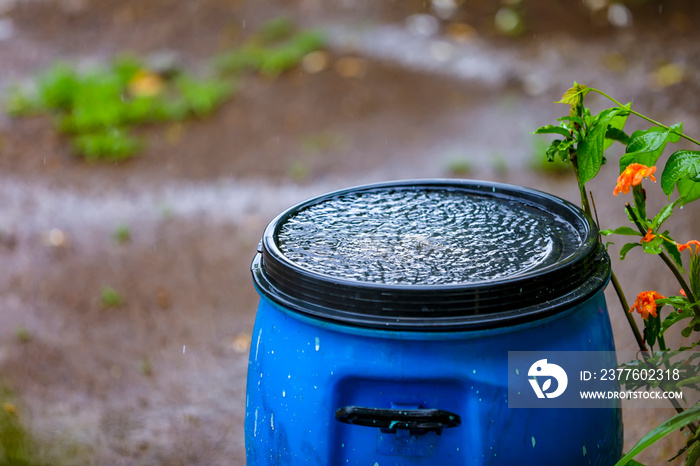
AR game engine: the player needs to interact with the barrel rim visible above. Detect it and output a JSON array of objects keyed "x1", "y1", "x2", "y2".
[{"x1": 252, "y1": 179, "x2": 611, "y2": 331}]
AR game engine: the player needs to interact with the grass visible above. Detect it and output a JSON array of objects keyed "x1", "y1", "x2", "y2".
[
  {"x1": 4, "y1": 17, "x2": 326, "y2": 163},
  {"x1": 445, "y1": 155, "x2": 473, "y2": 176},
  {"x1": 0, "y1": 388, "x2": 40, "y2": 466},
  {"x1": 112, "y1": 224, "x2": 131, "y2": 244},
  {"x1": 100, "y1": 286, "x2": 124, "y2": 308},
  {"x1": 213, "y1": 18, "x2": 326, "y2": 77},
  {"x1": 6, "y1": 57, "x2": 233, "y2": 162},
  {"x1": 14, "y1": 328, "x2": 30, "y2": 343}
]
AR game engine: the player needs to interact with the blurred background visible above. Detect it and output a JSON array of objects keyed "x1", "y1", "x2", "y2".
[{"x1": 0, "y1": 0, "x2": 699, "y2": 464}]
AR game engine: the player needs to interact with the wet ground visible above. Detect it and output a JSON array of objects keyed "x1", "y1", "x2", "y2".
[{"x1": 0, "y1": 0, "x2": 699, "y2": 464}]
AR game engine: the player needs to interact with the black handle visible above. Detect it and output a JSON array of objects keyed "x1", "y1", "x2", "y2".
[{"x1": 335, "y1": 406, "x2": 461, "y2": 434}]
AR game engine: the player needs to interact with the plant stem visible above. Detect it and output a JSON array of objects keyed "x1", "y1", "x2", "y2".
[
  {"x1": 610, "y1": 269, "x2": 647, "y2": 353},
  {"x1": 589, "y1": 87, "x2": 700, "y2": 147},
  {"x1": 623, "y1": 203, "x2": 700, "y2": 434},
  {"x1": 624, "y1": 204, "x2": 700, "y2": 317}
]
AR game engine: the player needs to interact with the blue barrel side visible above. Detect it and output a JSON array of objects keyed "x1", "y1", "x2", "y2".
[{"x1": 245, "y1": 291, "x2": 622, "y2": 465}]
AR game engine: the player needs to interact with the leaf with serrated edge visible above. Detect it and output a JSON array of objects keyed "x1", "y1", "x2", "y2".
[
  {"x1": 555, "y1": 83, "x2": 590, "y2": 106},
  {"x1": 661, "y1": 150, "x2": 700, "y2": 197},
  {"x1": 619, "y1": 124, "x2": 682, "y2": 172}
]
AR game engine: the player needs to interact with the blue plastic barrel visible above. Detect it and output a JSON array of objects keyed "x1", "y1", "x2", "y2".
[{"x1": 246, "y1": 180, "x2": 622, "y2": 465}]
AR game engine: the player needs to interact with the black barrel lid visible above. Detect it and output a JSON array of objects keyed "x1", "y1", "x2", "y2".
[{"x1": 251, "y1": 179, "x2": 610, "y2": 331}]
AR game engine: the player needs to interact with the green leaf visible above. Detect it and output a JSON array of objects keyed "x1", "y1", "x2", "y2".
[
  {"x1": 558, "y1": 115, "x2": 585, "y2": 128},
  {"x1": 661, "y1": 150, "x2": 700, "y2": 204},
  {"x1": 681, "y1": 317, "x2": 700, "y2": 338},
  {"x1": 644, "y1": 314, "x2": 660, "y2": 348},
  {"x1": 605, "y1": 127, "x2": 630, "y2": 147},
  {"x1": 676, "y1": 178, "x2": 700, "y2": 205},
  {"x1": 73, "y1": 128, "x2": 141, "y2": 162},
  {"x1": 36, "y1": 62, "x2": 80, "y2": 110},
  {"x1": 641, "y1": 235, "x2": 663, "y2": 255},
  {"x1": 613, "y1": 405, "x2": 700, "y2": 466},
  {"x1": 600, "y1": 226, "x2": 641, "y2": 236},
  {"x1": 620, "y1": 242, "x2": 641, "y2": 260},
  {"x1": 619, "y1": 123, "x2": 683, "y2": 173},
  {"x1": 256, "y1": 16, "x2": 296, "y2": 44},
  {"x1": 533, "y1": 125, "x2": 571, "y2": 137},
  {"x1": 685, "y1": 440, "x2": 700, "y2": 466},
  {"x1": 175, "y1": 75, "x2": 233, "y2": 117},
  {"x1": 679, "y1": 341, "x2": 700, "y2": 351},
  {"x1": 661, "y1": 235, "x2": 685, "y2": 272},
  {"x1": 604, "y1": 104, "x2": 630, "y2": 150},
  {"x1": 633, "y1": 184, "x2": 647, "y2": 222},
  {"x1": 660, "y1": 306, "x2": 695, "y2": 334},
  {"x1": 555, "y1": 82, "x2": 590, "y2": 106},
  {"x1": 545, "y1": 139, "x2": 574, "y2": 162},
  {"x1": 677, "y1": 375, "x2": 700, "y2": 388},
  {"x1": 577, "y1": 108, "x2": 625, "y2": 183},
  {"x1": 652, "y1": 197, "x2": 684, "y2": 230},
  {"x1": 690, "y1": 251, "x2": 700, "y2": 299}
]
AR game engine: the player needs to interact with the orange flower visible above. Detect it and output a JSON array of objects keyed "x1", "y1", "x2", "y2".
[
  {"x1": 613, "y1": 163, "x2": 657, "y2": 196},
  {"x1": 677, "y1": 240, "x2": 700, "y2": 254},
  {"x1": 629, "y1": 291, "x2": 665, "y2": 319},
  {"x1": 680, "y1": 289, "x2": 686, "y2": 297},
  {"x1": 641, "y1": 228, "x2": 656, "y2": 243},
  {"x1": 128, "y1": 70, "x2": 164, "y2": 98}
]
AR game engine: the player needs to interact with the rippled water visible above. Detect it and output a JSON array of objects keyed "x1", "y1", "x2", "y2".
[{"x1": 277, "y1": 189, "x2": 580, "y2": 285}]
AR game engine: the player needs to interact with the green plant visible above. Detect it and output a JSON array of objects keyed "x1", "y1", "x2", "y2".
[
  {"x1": 536, "y1": 83, "x2": 700, "y2": 465},
  {"x1": 112, "y1": 224, "x2": 131, "y2": 244},
  {"x1": 100, "y1": 286, "x2": 124, "y2": 308},
  {"x1": 214, "y1": 18, "x2": 326, "y2": 77},
  {"x1": 5, "y1": 56, "x2": 233, "y2": 162},
  {"x1": 4, "y1": 18, "x2": 325, "y2": 162},
  {"x1": 445, "y1": 156, "x2": 473, "y2": 176},
  {"x1": 14, "y1": 327, "x2": 30, "y2": 343},
  {"x1": 0, "y1": 388, "x2": 39, "y2": 465}
]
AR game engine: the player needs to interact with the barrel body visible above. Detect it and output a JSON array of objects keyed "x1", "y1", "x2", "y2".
[
  {"x1": 245, "y1": 180, "x2": 623, "y2": 465},
  {"x1": 245, "y1": 291, "x2": 621, "y2": 465}
]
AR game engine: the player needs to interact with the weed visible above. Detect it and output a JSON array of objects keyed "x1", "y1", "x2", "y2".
[
  {"x1": 214, "y1": 19, "x2": 326, "y2": 77},
  {"x1": 14, "y1": 327, "x2": 30, "y2": 343},
  {"x1": 256, "y1": 16, "x2": 296, "y2": 44},
  {"x1": 5, "y1": 56, "x2": 233, "y2": 162},
  {"x1": 73, "y1": 128, "x2": 141, "y2": 163},
  {"x1": 445, "y1": 156, "x2": 473, "y2": 176},
  {"x1": 100, "y1": 286, "x2": 124, "y2": 308},
  {"x1": 112, "y1": 224, "x2": 131, "y2": 244},
  {"x1": 4, "y1": 18, "x2": 325, "y2": 162},
  {"x1": 0, "y1": 388, "x2": 39, "y2": 465},
  {"x1": 139, "y1": 359, "x2": 153, "y2": 377}
]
